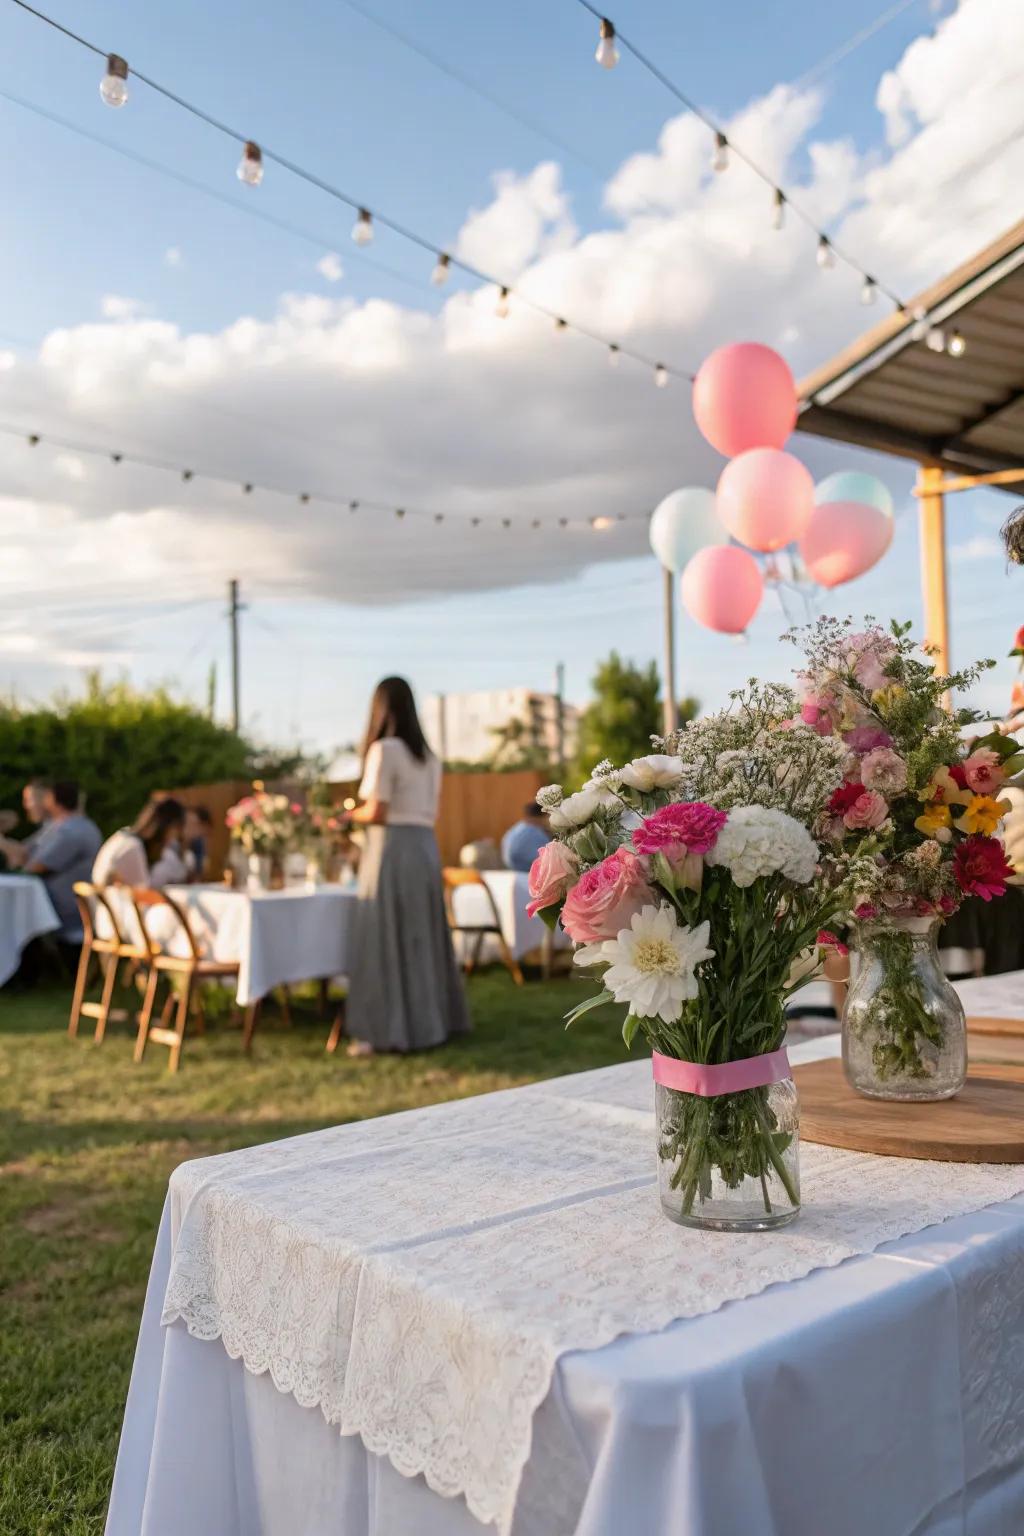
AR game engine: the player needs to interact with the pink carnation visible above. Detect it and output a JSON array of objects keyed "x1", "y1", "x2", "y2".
[
  {"x1": 853, "y1": 902, "x2": 879, "y2": 920},
  {"x1": 962, "y1": 748, "x2": 1004, "y2": 796},
  {"x1": 843, "y1": 789, "x2": 888, "y2": 830},
  {"x1": 633, "y1": 801, "x2": 727, "y2": 859},
  {"x1": 525, "y1": 840, "x2": 580, "y2": 918},
  {"x1": 816, "y1": 929, "x2": 849, "y2": 957},
  {"x1": 859, "y1": 747, "x2": 908, "y2": 795},
  {"x1": 560, "y1": 846, "x2": 656, "y2": 945},
  {"x1": 843, "y1": 725, "x2": 893, "y2": 754}
]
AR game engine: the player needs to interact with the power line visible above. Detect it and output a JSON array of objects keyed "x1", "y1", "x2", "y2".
[
  {"x1": 7, "y1": 0, "x2": 694, "y2": 383},
  {"x1": 572, "y1": 0, "x2": 911, "y2": 311},
  {"x1": 793, "y1": 0, "x2": 923, "y2": 90}
]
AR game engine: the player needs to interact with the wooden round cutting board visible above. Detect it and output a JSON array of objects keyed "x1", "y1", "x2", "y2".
[{"x1": 795, "y1": 1058, "x2": 1024, "y2": 1163}]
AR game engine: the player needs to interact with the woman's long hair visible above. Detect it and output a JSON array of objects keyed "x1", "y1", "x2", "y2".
[
  {"x1": 132, "y1": 797, "x2": 186, "y2": 866},
  {"x1": 361, "y1": 676, "x2": 429, "y2": 764}
]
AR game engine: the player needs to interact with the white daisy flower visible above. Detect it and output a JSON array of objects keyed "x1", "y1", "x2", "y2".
[{"x1": 575, "y1": 904, "x2": 714, "y2": 1024}]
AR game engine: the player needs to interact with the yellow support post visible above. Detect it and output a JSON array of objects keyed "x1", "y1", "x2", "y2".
[{"x1": 917, "y1": 464, "x2": 950, "y2": 682}]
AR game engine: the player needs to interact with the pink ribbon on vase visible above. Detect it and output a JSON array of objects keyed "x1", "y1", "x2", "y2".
[{"x1": 652, "y1": 1046, "x2": 791, "y2": 1098}]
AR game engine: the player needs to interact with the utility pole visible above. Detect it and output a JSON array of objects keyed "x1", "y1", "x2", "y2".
[
  {"x1": 227, "y1": 579, "x2": 244, "y2": 734},
  {"x1": 554, "y1": 662, "x2": 566, "y2": 776},
  {"x1": 662, "y1": 566, "x2": 679, "y2": 737}
]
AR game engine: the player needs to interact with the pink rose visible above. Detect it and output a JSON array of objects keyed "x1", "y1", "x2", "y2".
[
  {"x1": 859, "y1": 747, "x2": 908, "y2": 795},
  {"x1": 633, "y1": 801, "x2": 727, "y2": 859},
  {"x1": 962, "y1": 748, "x2": 1004, "y2": 796},
  {"x1": 843, "y1": 789, "x2": 888, "y2": 830},
  {"x1": 560, "y1": 847, "x2": 656, "y2": 945},
  {"x1": 853, "y1": 902, "x2": 879, "y2": 920},
  {"x1": 847, "y1": 630, "x2": 897, "y2": 692},
  {"x1": 525, "y1": 840, "x2": 579, "y2": 918}
]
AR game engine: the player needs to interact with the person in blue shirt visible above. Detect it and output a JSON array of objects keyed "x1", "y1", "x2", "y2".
[
  {"x1": 501, "y1": 802, "x2": 552, "y2": 873},
  {"x1": 25, "y1": 780, "x2": 102, "y2": 944}
]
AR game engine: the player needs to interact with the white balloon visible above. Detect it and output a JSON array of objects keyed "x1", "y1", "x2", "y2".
[{"x1": 648, "y1": 487, "x2": 727, "y2": 573}]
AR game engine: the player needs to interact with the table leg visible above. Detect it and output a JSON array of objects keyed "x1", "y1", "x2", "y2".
[
  {"x1": 242, "y1": 998, "x2": 262, "y2": 1054},
  {"x1": 325, "y1": 1005, "x2": 345, "y2": 1054},
  {"x1": 318, "y1": 978, "x2": 329, "y2": 1019}
]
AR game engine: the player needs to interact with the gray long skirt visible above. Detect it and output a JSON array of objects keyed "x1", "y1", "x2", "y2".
[{"x1": 346, "y1": 824, "x2": 471, "y2": 1051}]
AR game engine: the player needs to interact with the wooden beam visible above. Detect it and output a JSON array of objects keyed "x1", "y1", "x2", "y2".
[
  {"x1": 917, "y1": 464, "x2": 950, "y2": 686},
  {"x1": 912, "y1": 467, "x2": 1024, "y2": 496}
]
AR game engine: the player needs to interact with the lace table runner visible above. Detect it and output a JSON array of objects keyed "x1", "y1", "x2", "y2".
[{"x1": 162, "y1": 1059, "x2": 1024, "y2": 1534}]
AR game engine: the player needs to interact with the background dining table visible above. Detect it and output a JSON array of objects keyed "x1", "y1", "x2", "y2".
[
  {"x1": 106, "y1": 973, "x2": 1024, "y2": 1536},
  {"x1": 0, "y1": 873, "x2": 59, "y2": 987}
]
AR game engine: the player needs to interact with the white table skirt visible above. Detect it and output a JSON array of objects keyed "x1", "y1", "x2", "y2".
[
  {"x1": 451, "y1": 870, "x2": 572, "y2": 963},
  {"x1": 103, "y1": 884, "x2": 357, "y2": 1006},
  {"x1": 0, "y1": 873, "x2": 59, "y2": 985},
  {"x1": 106, "y1": 1032, "x2": 1024, "y2": 1536}
]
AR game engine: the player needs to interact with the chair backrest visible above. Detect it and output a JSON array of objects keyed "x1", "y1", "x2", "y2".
[
  {"x1": 130, "y1": 887, "x2": 203, "y2": 963},
  {"x1": 441, "y1": 867, "x2": 502, "y2": 931},
  {"x1": 73, "y1": 880, "x2": 128, "y2": 948}
]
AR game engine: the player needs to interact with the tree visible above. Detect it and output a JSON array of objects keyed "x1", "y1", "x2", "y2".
[{"x1": 574, "y1": 653, "x2": 698, "y2": 780}]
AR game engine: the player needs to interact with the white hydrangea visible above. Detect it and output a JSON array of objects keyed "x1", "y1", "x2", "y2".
[
  {"x1": 535, "y1": 784, "x2": 564, "y2": 810},
  {"x1": 706, "y1": 805, "x2": 819, "y2": 888},
  {"x1": 619, "y1": 754, "x2": 687, "y2": 792}
]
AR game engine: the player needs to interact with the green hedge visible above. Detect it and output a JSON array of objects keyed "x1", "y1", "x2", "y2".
[{"x1": 0, "y1": 674, "x2": 251, "y2": 836}]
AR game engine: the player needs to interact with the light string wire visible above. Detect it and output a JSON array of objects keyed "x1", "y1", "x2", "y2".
[
  {"x1": 0, "y1": 416, "x2": 648, "y2": 532},
  {"x1": 7, "y1": 0, "x2": 694, "y2": 381},
  {"x1": 573, "y1": 0, "x2": 910, "y2": 311}
]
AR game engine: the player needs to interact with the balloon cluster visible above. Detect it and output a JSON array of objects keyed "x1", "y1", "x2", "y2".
[{"x1": 649, "y1": 343, "x2": 895, "y2": 634}]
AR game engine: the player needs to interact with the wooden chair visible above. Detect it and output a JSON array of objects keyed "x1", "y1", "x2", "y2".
[
  {"x1": 68, "y1": 882, "x2": 149, "y2": 1044},
  {"x1": 442, "y1": 868, "x2": 524, "y2": 986},
  {"x1": 131, "y1": 889, "x2": 240, "y2": 1072}
]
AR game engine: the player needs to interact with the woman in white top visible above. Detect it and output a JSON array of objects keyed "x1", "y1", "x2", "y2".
[
  {"x1": 342, "y1": 677, "x2": 469, "y2": 1055},
  {"x1": 92, "y1": 798, "x2": 188, "y2": 889}
]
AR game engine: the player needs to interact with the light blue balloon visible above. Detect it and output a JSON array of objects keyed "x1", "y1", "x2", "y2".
[
  {"x1": 814, "y1": 471, "x2": 894, "y2": 519},
  {"x1": 649, "y1": 487, "x2": 727, "y2": 573}
]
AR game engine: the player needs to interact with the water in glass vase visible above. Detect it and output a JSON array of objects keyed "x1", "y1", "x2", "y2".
[
  {"x1": 655, "y1": 1078, "x2": 800, "y2": 1231},
  {"x1": 843, "y1": 916, "x2": 966, "y2": 1101}
]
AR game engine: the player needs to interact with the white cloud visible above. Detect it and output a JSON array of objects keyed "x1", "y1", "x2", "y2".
[
  {"x1": 164, "y1": 246, "x2": 183, "y2": 268},
  {"x1": 951, "y1": 533, "x2": 1004, "y2": 562},
  {"x1": 1, "y1": 0, "x2": 1020, "y2": 636},
  {"x1": 316, "y1": 252, "x2": 344, "y2": 283}
]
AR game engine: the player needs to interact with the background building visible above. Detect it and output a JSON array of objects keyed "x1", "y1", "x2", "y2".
[{"x1": 423, "y1": 688, "x2": 578, "y2": 768}]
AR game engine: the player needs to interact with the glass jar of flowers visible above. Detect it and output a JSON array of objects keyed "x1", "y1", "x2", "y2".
[
  {"x1": 791, "y1": 618, "x2": 1021, "y2": 1101},
  {"x1": 527, "y1": 682, "x2": 852, "y2": 1231},
  {"x1": 225, "y1": 791, "x2": 303, "y2": 889}
]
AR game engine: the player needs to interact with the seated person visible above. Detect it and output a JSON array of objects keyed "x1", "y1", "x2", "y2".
[
  {"x1": 183, "y1": 805, "x2": 212, "y2": 881},
  {"x1": 500, "y1": 802, "x2": 551, "y2": 873},
  {"x1": 92, "y1": 798, "x2": 188, "y2": 889},
  {"x1": 0, "y1": 780, "x2": 51, "y2": 869},
  {"x1": 24, "y1": 781, "x2": 102, "y2": 945}
]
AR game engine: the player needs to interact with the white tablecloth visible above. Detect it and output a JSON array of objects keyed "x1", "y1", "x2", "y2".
[
  {"x1": 103, "y1": 884, "x2": 357, "y2": 1006},
  {"x1": 107, "y1": 1013, "x2": 1024, "y2": 1536},
  {"x1": 451, "y1": 870, "x2": 572, "y2": 962},
  {"x1": 0, "y1": 873, "x2": 59, "y2": 985}
]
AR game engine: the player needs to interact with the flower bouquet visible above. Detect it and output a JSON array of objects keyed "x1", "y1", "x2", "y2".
[
  {"x1": 226, "y1": 791, "x2": 303, "y2": 887},
  {"x1": 791, "y1": 617, "x2": 1021, "y2": 1100},
  {"x1": 529, "y1": 682, "x2": 853, "y2": 1230}
]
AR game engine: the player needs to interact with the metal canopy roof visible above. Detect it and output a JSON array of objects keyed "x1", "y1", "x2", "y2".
[{"x1": 797, "y1": 219, "x2": 1024, "y2": 481}]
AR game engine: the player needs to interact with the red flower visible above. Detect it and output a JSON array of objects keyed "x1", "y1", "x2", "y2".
[
  {"x1": 816, "y1": 929, "x2": 849, "y2": 957},
  {"x1": 954, "y1": 835, "x2": 1014, "y2": 902},
  {"x1": 828, "y1": 781, "x2": 864, "y2": 815},
  {"x1": 1014, "y1": 624, "x2": 1024, "y2": 651},
  {"x1": 633, "y1": 801, "x2": 728, "y2": 857},
  {"x1": 948, "y1": 762, "x2": 969, "y2": 790}
]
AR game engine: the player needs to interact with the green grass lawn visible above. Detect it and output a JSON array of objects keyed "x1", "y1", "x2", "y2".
[{"x1": 0, "y1": 971, "x2": 627, "y2": 1536}]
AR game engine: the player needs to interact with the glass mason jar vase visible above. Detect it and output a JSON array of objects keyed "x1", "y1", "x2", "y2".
[
  {"x1": 842, "y1": 916, "x2": 967, "y2": 1101},
  {"x1": 655, "y1": 1078, "x2": 800, "y2": 1231}
]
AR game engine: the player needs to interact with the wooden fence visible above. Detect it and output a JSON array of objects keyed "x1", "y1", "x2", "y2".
[{"x1": 164, "y1": 769, "x2": 550, "y2": 875}]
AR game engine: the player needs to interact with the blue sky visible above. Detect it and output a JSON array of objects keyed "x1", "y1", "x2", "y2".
[{"x1": 1, "y1": 0, "x2": 1021, "y2": 754}]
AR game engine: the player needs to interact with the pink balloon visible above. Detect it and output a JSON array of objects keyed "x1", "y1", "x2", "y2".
[
  {"x1": 681, "y1": 544, "x2": 764, "y2": 634},
  {"x1": 693, "y1": 343, "x2": 797, "y2": 457},
  {"x1": 716, "y1": 448, "x2": 814, "y2": 553},
  {"x1": 799, "y1": 500, "x2": 894, "y2": 588}
]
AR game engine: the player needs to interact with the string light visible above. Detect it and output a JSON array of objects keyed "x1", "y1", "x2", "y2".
[
  {"x1": 595, "y1": 17, "x2": 619, "y2": 69},
  {"x1": 99, "y1": 53, "x2": 128, "y2": 108},
  {"x1": 947, "y1": 329, "x2": 966, "y2": 358},
  {"x1": 925, "y1": 326, "x2": 946, "y2": 353},
  {"x1": 237, "y1": 141, "x2": 263, "y2": 187},
  {"x1": 711, "y1": 131, "x2": 729, "y2": 174},
  {"x1": 816, "y1": 235, "x2": 836, "y2": 270},
  {"x1": 555, "y1": 316, "x2": 568, "y2": 331},
  {"x1": 431, "y1": 252, "x2": 451, "y2": 287},
  {"x1": 607, "y1": 343, "x2": 620, "y2": 368},
  {"x1": 860, "y1": 276, "x2": 877, "y2": 305},
  {"x1": 352, "y1": 208, "x2": 373, "y2": 246},
  {"x1": 496, "y1": 286, "x2": 510, "y2": 318},
  {"x1": 654, "y1": 364, "x2": 669, "y2": 388},
  {"x1": 771, "y1": 188, "x2": 786, "y2": 230},
  {"x1": 591, "y1": 515, "x2": 615, "y2": 530}
]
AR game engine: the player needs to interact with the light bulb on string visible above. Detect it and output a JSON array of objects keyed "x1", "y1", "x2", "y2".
[
  {"x1": 771, "y1": 188, "x2": 785, "y2": 230},
  {"x1": 237, "y1": 141, "x2": 263, "y2": 186},
  {"x1": 431, "y1": 253, "x2": 451, "y2": 287},
  {"x1": 496, "y1": 286, "x2": 510, "y2": 319},
  {"x1": 591, "y1": 515, "x2": 614, "y2": 531},
  {"x1": 925, "y1": 326, "x2": 946, "y2": 352},
  {"x1": 554, "y1": 316, "x2": 568, "y2": 332},
  {"x1": 100, "y1": 54, "x2": 129, "y2": 108},
  {"x1": 816, "y1": 235, "x2": 835, "y2": 270},
  {"x1": 654, "y1": 364, "x2": 669, "y2": 388},
  {"x1": 861, "y1": 276, "x2": 877, "y2": 305},
  {"x1": 711, "y1": 132, "x2": 729, "y2": 173},
  {"x1": 352, "y1": 208, "x2": 373, "y2": 245},
  {"x1": 947, "y1": 329, "x2": 966, "y2": 358},
  {"x1": 595, "y1": 18, "x2": 619, "y2": 69},
  {"x1": 607, "y1": 343, "x2": 620, "y2": 368}
]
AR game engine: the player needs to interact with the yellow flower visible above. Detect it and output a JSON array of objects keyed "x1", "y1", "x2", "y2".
[
  {"x1": 917, "y1": 766, "x2": 970, "y2": 806},
  {"x1": 956, "y1": 795, "x2": 1012, "y2": 837},
  {"x1": 914, "y1": 803, "x2": 953, "y2": 842},
  {"x1": 871, "y1": 684, "x2": 908, "y2": 716}
]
